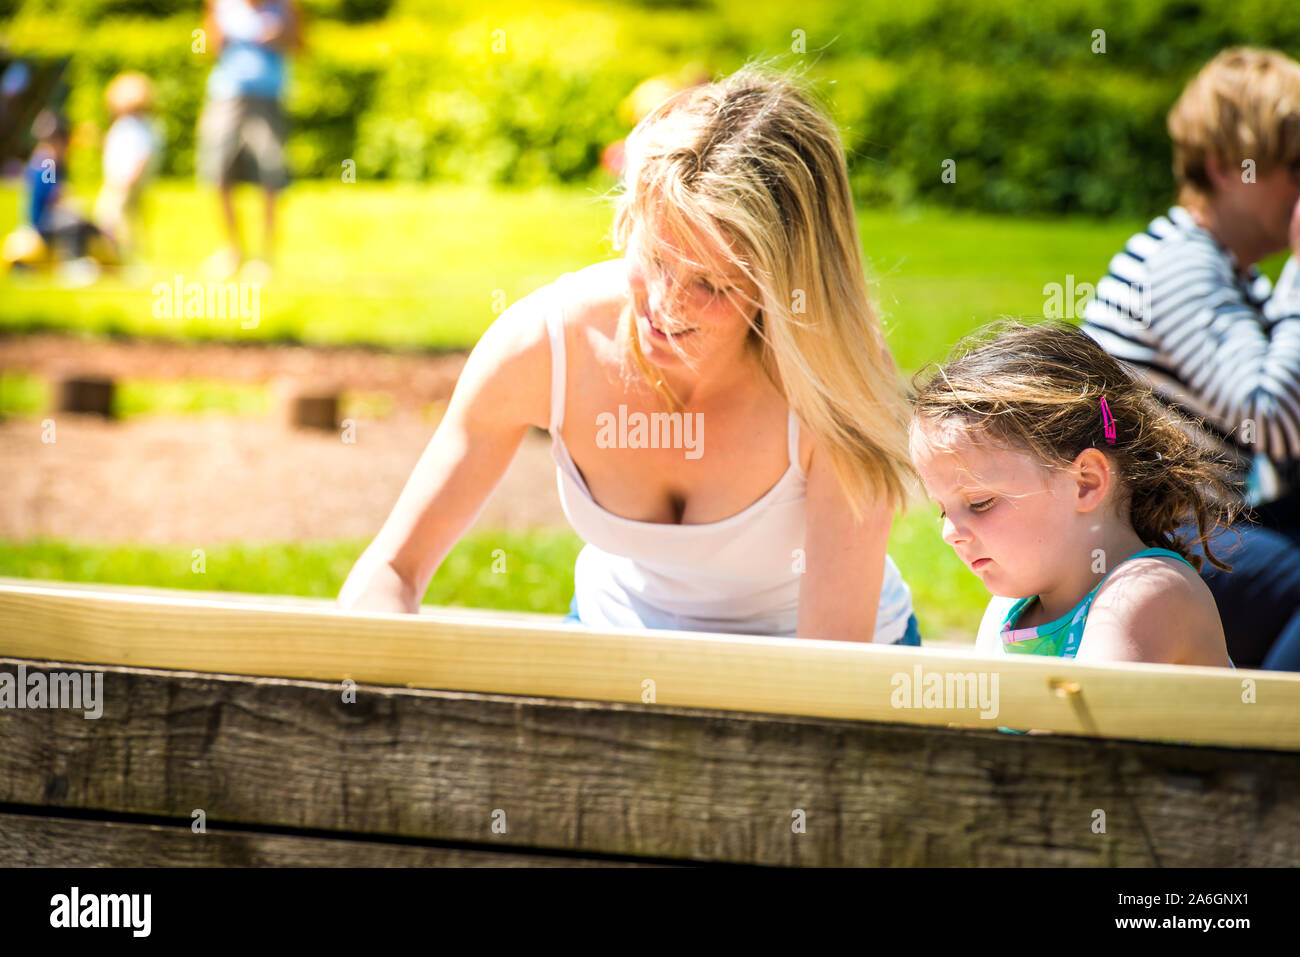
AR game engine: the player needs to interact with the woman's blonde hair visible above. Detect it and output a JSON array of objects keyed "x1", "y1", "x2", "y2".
[
  {"x1": 1168, "y1": 46, "x2": 1300, "y2": 209},
  {"x1": 911, "y1": 320, "x2": 1244, "y2": 573},
  {"x1": 608, "y1": 63, "x2": 918, "y2": 517}
]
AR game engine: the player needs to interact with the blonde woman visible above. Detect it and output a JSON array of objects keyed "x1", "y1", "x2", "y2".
[{"x1": 339, "y1": 65, "x2": 922, "y2": 644}]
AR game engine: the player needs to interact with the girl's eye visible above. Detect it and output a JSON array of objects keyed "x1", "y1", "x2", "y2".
[{"x1": 938, "y1": 498, "x2": 995, "y2": 521}]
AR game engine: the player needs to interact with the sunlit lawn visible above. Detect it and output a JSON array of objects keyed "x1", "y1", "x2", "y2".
[
  {"x1": 0, "y1": 534, "x2": 583, "y2": 616},
  {"x1": 0, "y1": 180, "x2": 1140, "y2": 362},
  {"x1": 1, "y1": 179, "x2": 1160, "y2": 640}
]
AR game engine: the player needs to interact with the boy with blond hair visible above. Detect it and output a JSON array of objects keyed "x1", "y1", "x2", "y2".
[{"x1": 94, "y1": 71, "x2": 163, "y2": 265}]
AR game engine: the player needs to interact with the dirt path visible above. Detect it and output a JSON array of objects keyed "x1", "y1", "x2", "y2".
[
  {"x1": 0, "y1": 334, "x2": 576, "y2": 544},
  {"x1": 0, "y1": 411, "x2": 567, "y2": 544},
  {"x1": 0, "y1": 334, "x2": 468, "y2": 405}
]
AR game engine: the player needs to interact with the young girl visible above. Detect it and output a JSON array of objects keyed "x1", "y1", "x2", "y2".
[{"x1": 909, "y1": 320, "x2": 1241, "y2": 668}]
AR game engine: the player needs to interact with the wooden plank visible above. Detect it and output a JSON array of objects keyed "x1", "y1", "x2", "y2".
[
  {"x1": 1, "y1": 658, "x2": 1296, "y2": 866},
  {"x1": 1, "y1": 580, "x2": 1297, "y2": 751},
  {"x1": 0, "y1": 577, "x2": 568, "y2": 625},
  {"x1": 0, "y1": 812, "x2": 658, "y2": 866},
  {"x1": 0, "y1": 577, "x2": 981, "y2": 654}
]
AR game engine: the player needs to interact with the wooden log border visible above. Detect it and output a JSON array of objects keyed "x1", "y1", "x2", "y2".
[{"x1": 1, "y1": 657, "x2": 1297, "y2": 866}]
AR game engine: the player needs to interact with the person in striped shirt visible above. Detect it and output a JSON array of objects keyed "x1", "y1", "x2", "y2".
[{"x1": 1081, "y1": 47, "x2": 1300, "y2": 670}]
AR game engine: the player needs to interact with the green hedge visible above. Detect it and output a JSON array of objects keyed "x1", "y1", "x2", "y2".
[
  {"x1": 5, "y1": 0, "x2": 1297, "y2": 214},
  {"x1": 14, "y1": 0, "x2": 394, "y2": 23},
  {"x1": 830, "y1": 57, "x2": 1180, "y2": 216}
]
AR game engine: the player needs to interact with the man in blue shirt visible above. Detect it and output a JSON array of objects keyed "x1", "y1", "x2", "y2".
[{"x1": 196, "y1": 0, "x2": 304, "y2": 283}]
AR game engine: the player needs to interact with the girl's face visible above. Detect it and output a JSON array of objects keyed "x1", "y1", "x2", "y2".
[
  {"x1": 625, "y1": 217, "x2": 760, "y2": 370},
  {"x1": 909, "y1": 417, "x2": 1089, "y2": 599}
]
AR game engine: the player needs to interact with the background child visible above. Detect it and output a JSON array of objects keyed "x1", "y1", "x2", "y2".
[
  {"x1": 94, "y1": 71, "x2": 163, "y2": 266},
  {"x1": 909, "y1": 320, "x2": 1239, "y2": 668},
  {"x1": 5, "y1": 109, "x2": 115, "y2": 284}
]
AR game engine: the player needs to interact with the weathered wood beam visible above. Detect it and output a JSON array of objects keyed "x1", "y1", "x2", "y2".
[
  {"x1": 0, "y1": 811, "x2": 659, "y2": 867},
  {"x1": 1, "y1": 658, "x2": 1294, "y2": 866}
]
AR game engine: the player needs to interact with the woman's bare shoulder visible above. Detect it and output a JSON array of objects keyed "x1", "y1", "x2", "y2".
[
  {"x1": 457, "y1": 262, "x2": 627, "y2": 430},
  {"x1": 559, "y1": 259, "x2": 630, "y2": 335}
]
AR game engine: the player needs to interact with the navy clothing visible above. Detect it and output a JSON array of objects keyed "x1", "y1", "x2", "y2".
[
  {"x1": 24, "y1": 147, "x2": 61, "y2": 227},
  {"x1": 1179, "y1": 496, "x2": 1300, "y2": 671}
]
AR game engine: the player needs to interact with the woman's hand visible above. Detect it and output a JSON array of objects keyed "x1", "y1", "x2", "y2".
[
  {"x1": 337, "y1": 286, "x2": 554, "y2": 614},
  {"x1": 338, "y1": 550, "x2": 420, "y2": 614}
]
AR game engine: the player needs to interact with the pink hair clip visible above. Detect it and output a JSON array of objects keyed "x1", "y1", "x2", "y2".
[{"x1": 1100, "y1": 396, "x2": 1116, "y2": 444}]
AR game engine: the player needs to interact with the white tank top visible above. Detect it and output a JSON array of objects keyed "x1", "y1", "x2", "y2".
[{"x1": 544, "y1": 271, "x2": 914, "y2": 641}]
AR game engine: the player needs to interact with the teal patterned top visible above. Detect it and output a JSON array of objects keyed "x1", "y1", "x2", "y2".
[
  {"x1": 999, "y1": 547, "x2": 1197, "y2": 659},
  {"x1": 995, "y1": 546, "x2": 1231, "y2": 734}
]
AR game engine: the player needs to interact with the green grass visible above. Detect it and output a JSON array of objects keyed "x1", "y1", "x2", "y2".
[
  {"x1": 0, "y1": 371, "x2": 45, "y2": 416},
  {"x1": 115, "y1": 378, "x2": 270, "y2": 417},
  {"x1": 1, "y1": 180, "x2": 1141, "y2": 361},
  {"x1": 0, "y1": 371, "x2": 269, "y2": 418},
  {"x1": 0, "y1": 531, "x2": 584, "y2": 614},
  {"x1": 0, "y1": 181, "x2": 615, "y2": 349},
  {"x1": 0, "y1": 513, "x2": 981, "y2": 639},
  {"x1": 0, "y1": 371, "x2": 404, "y2": 420}
]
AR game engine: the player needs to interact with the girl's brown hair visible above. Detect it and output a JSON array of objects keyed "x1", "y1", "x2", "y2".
[{"x1": 910, "y1": 320, "x2": 1244, "y2": 573}]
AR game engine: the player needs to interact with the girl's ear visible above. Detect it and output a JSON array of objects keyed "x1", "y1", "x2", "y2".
[{"x1": 1071, "y1": 447, "x2": 1112, "y2": 513}]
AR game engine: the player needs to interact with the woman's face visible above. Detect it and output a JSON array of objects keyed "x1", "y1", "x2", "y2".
[
  {"x1": 1208, "y1": 158, "x2": 1300, "y2": 259},
  {"x1": 1244, "y1": 164, "x2": 1300, "y2": 254},
  {"x1": 625, "y1": 217, "x2": 760, "y2": 371}
]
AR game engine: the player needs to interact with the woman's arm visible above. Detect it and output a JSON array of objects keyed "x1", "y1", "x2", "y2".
[
  {"x1": 338, "y1": 287, "x2": 553, "y2": 613},
  {"x1": 202, "y1": 0, "x2": 225, "y2": 57},
  {"x1": 259, "y1": 1, "x2": 304, "y2": 53},
  {"x1": 285, "y1": 0, "x2": 305, "y2": 53},
  {"x1": 796, "y1": 435, "x2": 894, "y2": 643}
]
